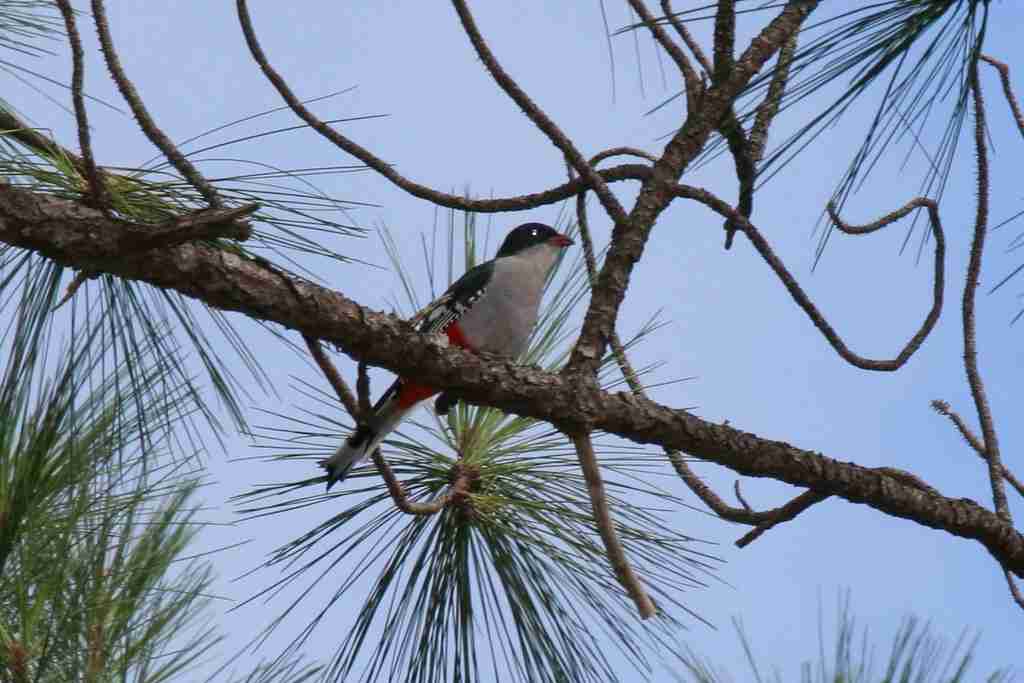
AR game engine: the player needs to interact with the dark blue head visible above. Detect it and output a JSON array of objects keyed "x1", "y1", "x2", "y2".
[{"x1": 496, "y1": 223, "x2": 573, "y2": 258}]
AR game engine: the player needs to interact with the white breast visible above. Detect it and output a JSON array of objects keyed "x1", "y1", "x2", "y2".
[{"x1": 457, "y1": 242, "x2": 562, "y2": 358}]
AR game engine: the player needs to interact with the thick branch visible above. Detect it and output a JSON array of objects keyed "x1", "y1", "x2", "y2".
[{"x1": 4, "y1": 185, "x2": 1022, "y2": 576}]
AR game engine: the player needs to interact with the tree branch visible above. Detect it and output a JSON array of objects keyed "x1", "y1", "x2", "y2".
[
  {"x1": 303, "y1": 335, "x2": 359, "y2": 420},
  {"x1": 712, "y1": 0, "x2": 736, "y2": 85},
  {"x1": 734, "y1": 490, "x2": 830, "y2": 548},
  {"x1": 2, "y1": 184, "x2": 1022, "y2": 576}
]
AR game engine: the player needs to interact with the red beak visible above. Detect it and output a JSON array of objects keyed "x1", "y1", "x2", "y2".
[{"x1": 549, "y1": 233, "x2": 574, "y2": 248}]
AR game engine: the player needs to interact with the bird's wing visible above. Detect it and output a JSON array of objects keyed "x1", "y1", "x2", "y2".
[{"x1": 408, "y1": 259, "x2": 495, "y2": 336}]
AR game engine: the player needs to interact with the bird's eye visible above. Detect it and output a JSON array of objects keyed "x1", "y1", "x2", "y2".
[{"x1": 530, "y1": 229, "x2": 538, "y2": 237}]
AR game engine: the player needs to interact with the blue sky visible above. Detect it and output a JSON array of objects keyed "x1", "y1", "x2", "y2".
[{"x1": 14, "y1": 1, "x2": 1024, "y2": 679}]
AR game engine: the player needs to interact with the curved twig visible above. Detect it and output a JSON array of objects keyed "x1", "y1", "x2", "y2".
[
  {"x1": 55, "y1": 0, "x2": 107, "y2": 211},
  {"x1": 236, "y1": 0, "x2": 649, "y2": 215},
  {"x1": 570, "y1": 430, "x2": 656, "y2": 619},
  {"x1": 966, "y1": 63, "x2": 1009, "y2": 522},
  {"x1": 371, "y1": 451, "x2": 451, "y2": 516},
  {"x1": 670, "y1": 183, "x2": 945, "y2": 371},
  {"x1": 91, "y1": 0, "x2": 222, "y2": 209},
  {"x1": 449, "y1": 0, "x2": 630, "y2": 227}
]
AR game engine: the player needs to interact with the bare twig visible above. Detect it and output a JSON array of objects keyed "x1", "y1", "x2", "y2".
[
  {"x1": 966, "y1": 63, "x2": 1009, "y2": 522},
  {"x1": 235, "y1": 0, "x2": 649, "y2": 216},
  {"x1": 735, "y1": 490, "x2": 830, "y2": 548},
  {"x1": 53, "y1": 269, "x2": 96, "y2": 310},
  {"x1": 670, "y1": 183, "x2": 944, "y2": 372},
  {"x1": 91, "y1": 0, "x2": 222, "y2": 209},
  {"x1": 981, "y1": 55, "x2": 1024, "y2": 140},
  {"x1": 589, "y1": 146, "x2": 658, "y2": 167},
  {"x1": 931, "y1": 399, "x2": 987, "y2": 455},
  {"x1": 55, "y1": 0, "x2": 108, "y2": 211},
  {"x1": 748, "y1": 34, "x2": 798, "y2": 165},
  {"x1": 304, "y1": 335, "x2": 359, "y2": 419},
  {"x1": 931, "y1": 400, "x2": 1024, "y2": 499},
  {"x1": 449, "y1": 0, "x2": 630, "y2": 227},
  {"x1": 661, "y1": 0, "x2": 713, "y2": 75},
  {"x1": 570, "y1": 430, "x2": 656, "y2": 619},
  {"x1": 627, "y1": 0, "x2": 702, "y2": 109}
]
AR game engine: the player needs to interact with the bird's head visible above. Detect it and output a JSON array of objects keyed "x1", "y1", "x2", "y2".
[{"x1": 495, "y1": 223, "x2": 574, "y2": 258}]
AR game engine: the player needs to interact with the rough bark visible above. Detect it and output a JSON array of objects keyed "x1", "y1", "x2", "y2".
[{"x1": 2, "y1": 183, "x2": 1021, "y2": 576}]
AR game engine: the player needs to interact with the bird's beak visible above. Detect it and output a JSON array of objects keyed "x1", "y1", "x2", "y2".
[{"x1": 549, "y1": 233, "x2": 574, "y2": 248}]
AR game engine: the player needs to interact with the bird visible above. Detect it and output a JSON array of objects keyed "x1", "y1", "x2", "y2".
[{"x1": 320, "y1": 222, "x2": 574, "y2": 490}]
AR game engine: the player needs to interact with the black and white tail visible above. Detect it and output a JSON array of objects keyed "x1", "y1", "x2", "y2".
[{"x1": 320, "y1": 384, "x2": 413, "y2": 490}]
